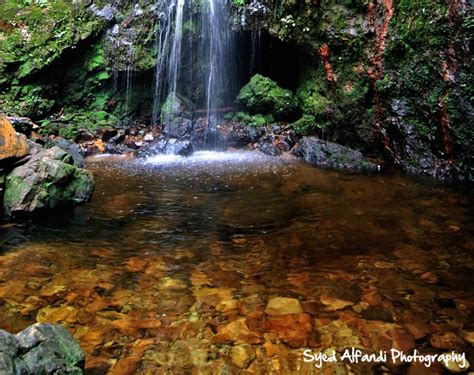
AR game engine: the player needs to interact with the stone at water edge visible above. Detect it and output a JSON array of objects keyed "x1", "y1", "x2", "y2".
[
  {"x1": 265, "y1": 297, "x2": 303, "y2": 316},
  {"x1": 294, "y1": 136, "x2": 379, "y2": 172},
  {"x1": 139, "y1": 138, "x2": 194, "y2": 158},
  {"x1": 0, "y1": 114, "x2": 30, "y2": 168},
  {"x1": 0, "y1": 323, "x2": 85, "y2": 374},
  {"x1": 2, "y1": 146, "x2": 94, "y2": 216},
  {"x1": 51, "y1": 138, "x2": 86, "y2": 167}
]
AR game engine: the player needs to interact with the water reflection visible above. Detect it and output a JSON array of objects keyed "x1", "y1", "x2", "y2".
[{"x1": 0, "y1": 151, "x2": 472, "y2": 373}]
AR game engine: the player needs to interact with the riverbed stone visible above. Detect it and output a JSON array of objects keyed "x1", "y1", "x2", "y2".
[
  {"x1": 265, "y1": 297, "x2": 303, "y2": 316},
  {"x1": 429, "y1": 332, "x2": 465, "y2": 350},
  {"x1": 460, "y1": 330, "x2": 474, "y2": 346},
  {"x1": 264, "y1": 313, "x2": 312, "y2": 348},
  {"x1": 320, "y1": 295, "x2": 354, "y2": 311},
  {"x1": 231, "y1": 344, "x2": 255, "y2": 369},
  {"x1": 214, "y1": 318, "x2": 262, "y2": 344},
  {"x1": 441, "y1": 352, "x2": 470, "y2": 373}
]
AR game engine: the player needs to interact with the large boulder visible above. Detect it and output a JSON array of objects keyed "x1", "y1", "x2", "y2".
[
  {"x1": 294, "y1": 136, "x2": 379, "y2": 172},
  {"x1": 0, "y1": 115, "x2": 30, "y2": 168},
  {"x1": 163, "y1": 117, "x2": 193, "y2": 138},
  {"x1": 49, "y1": 138, "x2": 86, "y2": 168},
  {"x1": 0, "y1": 323, "x2": 85, "y2": 374},
  {"x1": 139, "y1": 138, "x2": 194, "y2": 157},
  {"x1": 2, "y1": 145, "x2": 94, "y2": 217},
  {"x1": 236, "y1": 74, "x2": 297, "y2": 119}
]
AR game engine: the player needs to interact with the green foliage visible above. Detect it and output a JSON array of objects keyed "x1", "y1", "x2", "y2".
[
  {"x1": 236, "y1": 74, "x2": 297, "y2": 119},
  {"x1": 0, "y1": 0, "x2": 106, "y2": 87},
  {"x1": 291, "y1": 114, "x2": 317, "y2": 134},
  {"x1": 296, "y1": 76, "x2": 330, "y2": 122},
  {"x1": 232, "y1": 0, "x2": 246, "y2": 7},
  {"x1": 39, "y1": 109, "x2": 118, "y2": 139},
  {"x1": 234, "y1": 112, "x2": 274, "y2": 127}
]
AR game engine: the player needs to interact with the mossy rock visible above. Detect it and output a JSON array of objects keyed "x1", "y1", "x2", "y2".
[
  {"x1": 3, "y1": 145, "x2": 94, "y2": 217},
  {"x1": 236, "y1": 74, "x2": 297, "y2": 119}
]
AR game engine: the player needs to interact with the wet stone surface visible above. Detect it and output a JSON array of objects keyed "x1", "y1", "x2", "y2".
[{"x1": 0, "y1": 151, "x2": 473, "y2": 374}]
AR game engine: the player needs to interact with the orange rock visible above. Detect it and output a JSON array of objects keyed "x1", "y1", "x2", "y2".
[
  {"x1": 111, "y1": 318, "x2": 162, "y2": 337},
  {"x1": 320, "y1": 295, "x2": 354, "y2": 311},
  {"x1": 264, "y1": 313, "x2": 312, "y2": 348},
  {"x1": 390, "y1": 327, "x2": 415, "y2": 353},
  {"x1": 407, "y1": 361, "x2": 443, "y2": 375},
  {"x1": 429, "y1": 331, "x2": 465, "y2": 350},
  {"x1": 36, "y1": 305, "x2": 78, "y2": 323},
  {"x1": 124, "y1": 257, "x2": 149, "y2": 272},
  {"x1": 0, "y1": 114, "x2": 29, "y2": 164},
  {"x1": 94, "y1": 139, "x2": 105, "y2": 153},
  {"x1": 130, "y1": 338, "x2": 157, "y2": 356},
  {"x1": 265, "y1": 297, "x2": 303, "y2": 316},
  {"x1": 78, "y1": 326, "x2": 106, "y2": 352},
  {"x1": 109, "y1": 355, "x2": 141, "y2": 375},
  {"x1": 214, "y1": 318, "x2": 262, "y2": 344}
]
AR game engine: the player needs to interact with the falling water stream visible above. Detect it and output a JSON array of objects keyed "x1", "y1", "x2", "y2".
[{"x1": 152, "y1": 0, "x2": 234, "y2": 129}]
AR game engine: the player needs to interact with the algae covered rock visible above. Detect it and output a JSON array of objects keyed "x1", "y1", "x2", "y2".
[
  {"x1": 0, "y1": 323, "x2": 85, "y2": 374},
  {"x1": 2, "y1": 145, "x2": 94, "y2": 217},
  {"x1": 236, "y1": 74, "x2": 297, "y2": 119},
  {"x1": 294, "y1": 136, "x2": 379, "y2": 172}
]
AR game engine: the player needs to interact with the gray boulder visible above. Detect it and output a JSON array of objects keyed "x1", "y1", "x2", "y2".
[
  {"x1": 0, "y1": 324, "x2": 85, "y2": 374},
  {"x1": 163, "y1": 117, "x2": 193, "y2": 138},
  {"x1": 155, "y1": 138, "x2": 194, "y2": 156},
  {"x1": 50, "y1": 139, "x2": 86, "y2": 168},
  {"x1": 2, "y1": 145, "x2": 94, "y2": 217},
  {"x1": 294, "y1": 136, "x2": 379, "y2": 172}
]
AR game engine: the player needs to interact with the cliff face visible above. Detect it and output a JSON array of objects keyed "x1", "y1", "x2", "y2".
[
  {"x1": 0, "y1": 0, "x2": 158, "y2": 128},
  {"x1": 0, "y1": 0, "x2": 472, "y2": 180},
  {"x1": 259, "y1": 0, "x2": 473, "y2": 179}
]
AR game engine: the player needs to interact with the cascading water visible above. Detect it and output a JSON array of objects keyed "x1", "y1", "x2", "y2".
[
  {"x1": 249, "y1": 29, "x2": 262, "y2": 76},
  {"x1": 151, "y1": 0, "x2": 236, "y2": 141},
  {"x1": 124, "y1": 28, "x2": 135, "y2": 116}
]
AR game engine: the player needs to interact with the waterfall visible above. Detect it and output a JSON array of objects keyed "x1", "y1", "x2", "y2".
[
  {"x1": 124, "y1": 28, "x2": 135, "y2": 116},
  {"x1": 151, "y1": 0, "x2": 235, "y2": 134},
  {"x1": 249, "y1": 29, "x2": 262, "y2": 76}
]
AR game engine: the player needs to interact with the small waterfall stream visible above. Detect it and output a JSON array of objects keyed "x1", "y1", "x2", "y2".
[{"x1": 151, "y1": 0, "x2": 235, "y2": 132}]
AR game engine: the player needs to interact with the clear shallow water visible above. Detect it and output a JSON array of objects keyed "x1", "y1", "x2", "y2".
[{"x1": 0, "y1": 151, "x2": 473, "y2": 373}]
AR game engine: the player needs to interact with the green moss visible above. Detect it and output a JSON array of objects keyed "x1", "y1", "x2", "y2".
[
  {"x1": 3, "y1": 175, "x2": 29, "y2": 212},
  {"x1": 232, "y1": 0, "x2": 246, "y2": 7},
  {"x1": 0, "y1": 0, "x2": 105, "y2": 82},
  {"x1": 236, "y1": 74, "x2": 297, "y2": 119},
  {"x1": 291, "y1": 114, "x2": 317, "y2": 134},
  {"x1": 234, "y1": 112, "x2": 274, "y2": 127}
]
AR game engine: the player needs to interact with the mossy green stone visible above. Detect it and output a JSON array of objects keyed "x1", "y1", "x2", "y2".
[{"x1": 237, "y1": 74, "x2": 297, "y2": 119}]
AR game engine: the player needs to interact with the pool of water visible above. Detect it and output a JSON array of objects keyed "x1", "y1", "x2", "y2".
[{"x1": 0, "y1": 151, "x2": 473, "y2": 373}]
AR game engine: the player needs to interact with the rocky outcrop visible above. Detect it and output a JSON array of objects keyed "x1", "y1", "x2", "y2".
[
  {"x1": 2, "y1": 143, "x2": 94, "y2": 218},
  {"x1": 0, "y1": 323, "x2": 85, "y2": 374},
  {"x1": 0, "y1": 115, "x2": 30, "y2": 168},
  {"x1": 139, "y1": 138, "x2": 195, "y2": 157},
  {"x1": 294, "y1": 136, "x2": 379, "y2": 172}
]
